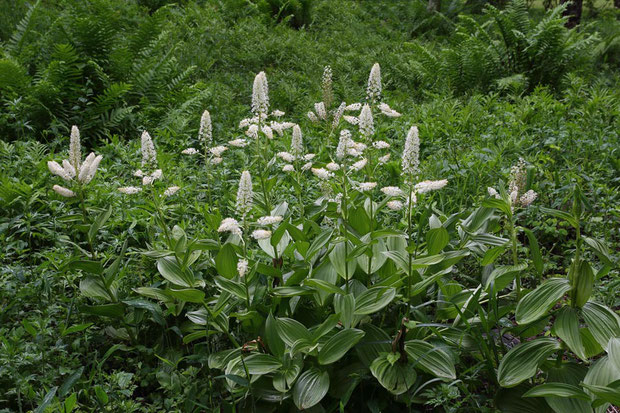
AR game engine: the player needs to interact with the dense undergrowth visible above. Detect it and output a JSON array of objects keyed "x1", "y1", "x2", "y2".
[{"x1": 1, "y1": 0, "x2": 619, "y2": 412}]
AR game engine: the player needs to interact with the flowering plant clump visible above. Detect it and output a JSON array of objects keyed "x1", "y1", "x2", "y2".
[{"x1": 37, "y1": 61, "x2": 619, "y2": 413}]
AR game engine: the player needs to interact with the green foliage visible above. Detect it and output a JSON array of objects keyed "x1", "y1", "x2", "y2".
[
  {"x1": 0, "y1": 0, "x2": 619, "y2": 412},
  {"x1": 409, "y1": 0, "x2": 596, "y2": 95}
]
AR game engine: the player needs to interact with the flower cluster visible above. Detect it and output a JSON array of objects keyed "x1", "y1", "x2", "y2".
[
  {"x1": 47, "y1": 125, "x2": 103, "y2": 197},
  {"x1": 488, "y1": 158, "x2": 538, "y2": 209}
]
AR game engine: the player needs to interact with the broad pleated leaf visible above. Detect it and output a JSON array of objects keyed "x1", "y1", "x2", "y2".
[
  {"x1": 293, "y1": 368, "x2": 329, "y2": 410},
  {"x1": 405, "y1": 340, "x2": 456, "y2": 379},
  {"x1": 370, "y1": 354, "x2": 416, "y2": 395},
  {"x1": 318, "y1": 328, "x2": 365, "y2": 365},
  {"x1": 497, "y1": 338, "x2": 560, "y2": 387},
  {"x1": 516, "y1": 278, "x2": 570, "y2": 325}
]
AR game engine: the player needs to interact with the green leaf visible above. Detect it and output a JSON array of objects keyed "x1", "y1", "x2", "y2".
[
  {"x1": 276, "y1": 318, "x2": 312, "y2": 347},
  {"x1": 157, "y1": 257, "x2": 192, "y2": 288},
  {"x1": 79, "y1": 303, "x2": 124, "y2": 319},
  {"x1": 516, "y1": 278, "x2": 570, "y2": 324},
  {"x1": 482, "y1": 245, "x2": 507, "y2": 266},
  {"x1": 482, "y1": 198, "x2": 512, "y2": 216},
  {"x1": 293, "y1": 368, "x2": 329, "y2": 410},
  {"x1": 306, "y1": 229, "x2": 333, "y2": 260},
  {"x1": 608, "y1": 338, "x2": 620, "y2": 371},
  {"x1": 405, "y1": 340, "x2": 456, "y2": 379},
  {"x1": 265, "y1": 313, "x2": 285, "y2": 358},
  {"x1": 304, "y1": 278, "x2": 345, "y2": 295},
  {"x1": 522, "y1": 383, "x2": 590, "y2": 400},
  {"x1": 80, "y1": 277, "x2": 115, "y2": 301},
  {"x1": 540, "y1": 207, "x2": 579, "y2": 229},
  {"x1": 553, "y1": 307, "x2": 587, "y2": 361},
  {"x1": 354, "y1": 287, "x2": 396, "y2": 315},
  {"x1": 243, "y1": 353, "x2": 282, "y2": 375},
  {"x1": 214, "y1": 277, "x2": 247, "y2": 300},
  {"x1": 573, "y1": 260, "x2": 593, "y2": 308},
  {"x1": 356, "y1": 324, "x2": 391, "y2": 367},
  {"x1": 484, "y1": 263, "x2": 528, "y2": 291},
  {"x1": 426, "y1": 227, "x2": 449, "y2": 255},
  {"x1": 334, "y1": 293, "x2": 355, "y2": 329},
  {"x1": 35, "y1": 386, "x2": 58, "y2": 413},
  {"x1": 88, "y1": 205, "x2": 112, "y2": 243},
  {"x1": 168, "y1": 288, "x2": 205, "y2": 303},
  {"x1": 215, "y1": 243, "x2": 238, "y2": 279},
  {"x1": 62, "y1": 323, "x2": 93, "y2": 336},
  {"x1": 312, "y1": 314, "x2": 341, "y2": 342},
  {"x1": 329, "y1": 241, "x2": 357, "y2": 279},
  {"x1": 318, "y1": 328, "x2": 365, "y2": 365},
  {"x1": 583, "y1": 237, "x2": 613, "y2": 266},
  {"x1": 581, "y1": 301, "x2": 620, "y2": 350},
  {"x1": 497, "y1": 338, "x2": 560, "y2": 387},
  {"x1": 370, "y1": 354, "x2": 416, "y2": 395},
  {"x1": 64, "y1": 393, "x2": 77, "y2": 413},
  {"x1": 581, "y1": 382, "x2": 620, "y2": 406},
  {"x1": 523, "y1": 228, "x2": 543, "y2": 277}
]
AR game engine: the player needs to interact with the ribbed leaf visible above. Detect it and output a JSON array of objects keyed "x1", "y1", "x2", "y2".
[
  {"x1": 516, "y1": 278, "x2": 570, "y2": 324},
  {"x1": 497, "y1": 338, "x2": 560, "y2": 387},
  {"x1": 581, "y1": 301, "x2": 620, "y2": 350},
  {"x1": 553, "y1": 306, "x2": 587, "y2": 361},
  {"x1": 293, "y1": 368, "x2": 329, "y2": 410},
  {"x1": 318, "y1": 328, "x2": 365, "y2": 365},
  {"x1": 405, "y1": 340, "x2": 456, "y2": 379}
]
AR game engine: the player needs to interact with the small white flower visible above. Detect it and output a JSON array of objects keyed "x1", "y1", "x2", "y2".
[
  {"x1": 198, "y1": 110, "x2": 212, "y2": 146},
  {"x1": 61, "y1": 160, "x2": 76, "y2": 179},
  {"x1": 326, "y1": 162, "x2": 340, "y2": 171},
  {"x1": 301, "y1": 162, "x2": 313, "y2": 171},
  {"x1": 211, "y1": 157, "x2": 223, "y2": 165},
  {"x1": 164, "y1": 186, "x2": 180, "y2": 197},
  {"x1": 281, "y1": 122, "x2": 296, "y2": 130},
  {"x1": 381, "y1": 186, "x2": 404, "y2": 197},
  {"x1": 307, "y1": 111, "x2": 319, "y2": 122},
  {"x1": 336, "y1": 130, "x2": 352, "y2": 160},
  {"x1": 291, "y1": 125, "x2": 303, "y2": 157},
  {"x1": 402, "y1": 126, "x2": 420, "y2": 179},
  {"x1": 218, "y1": 218, "x2": 242, "y2": 237},
  {"x1": 151, "y1": 169, "x2": 163, "y2": 181},
  {"x1": 332, "y1": 102, "x2": 346, "y2": 128},
  {"x1": 373, "y1": 140, "x2": 390, "y2": 149},
  {"x1": 228, "y1": 139, "x2": 248, "y2": 148},
  {"x1": 237, "y1": 259, "x2": 249, "y2": 278},
  {"x1": 141, "y1": 130, "x2": 157, "y2": 169},
  {"x1": 48, "y1": 161, "x2": 73, "y2": 181},
  {"x1": 277, "y1": 152, "x2": 295, "y2": 162},
  {"x1": 358, "y1": 104, "x2": 374, "y2": 137},
  {"x1": 262, "y1": 125, "x2": 273, "y2": 139},
  {"x1": 210, "y1": 146, "x2": 228, "y2": 157},
  {"x1": 415, "y1": 179, "x2": 448, "y2": 194},
  {"x1": 519, "y1": 190, "x2": 537, "y2": 207},
  {"x1": 282, "y1": 164, "x2": 295, "y2": 172},
  {"x1": 182, "y1": 148, "x2": 199, "y2": 155},
  {"x1": 314, "y1": 102, "x2": 327, "y2": 120},
  {"x1": 246, "y1": 124, "x2": 259, "y2": 139},
  {"x1": 350, "y1": 158, "x2": 367, "y2": 171},
  {"x1": 271, "y1": 122, "x2": 284, "y2": 136},
  {"x1": 358, "y1": 182, "x2": 377, "y2": 192},
  {"x1": 387, "y1": 200, "x2": 403, "y2": 210},
  {"x1": 118, "y1": 186, "x2": 142, "y2": 195},
  {"x1": 236, "y1": 171, "x2": 253, "y2": 219},
  {"x1": 272, "y1": 110, "x2": 285, "y2": 117},
  {"x1": 69, "y1": 125, "x2": 81, "y2": 171},
  {"x1": 345, "y1": 103, "x2": 362, "y2": 111},
  {"x1": 134, "y1": 169, "x2": 144, "y2": 177},
  {"x1": 378, "y1": 102, "x2": 401, "y2": 117},
  {"x1": 257, "y1": 215, "x2": 283, "y2": 226},
  {"x1": 311, "y1": 168, "x2": 333, "y2": 180},
  {"x1": 378, "y1": 154, "x2": 391, "y2": 164},
  {"x1": 53, "y1": 185, "x2": 75, "y2": 198},
  {"x1": 343, "y1": 115, "x2": 358, "y2": 125},
  {"x1": 81, "y1": 154, "x2": 102, "y2": 184},
  {"x1": 488, "y1": 187, "x2": 500, "y2": 199},
  {"x1": 366, "y1": 63, "x2": 382, "y2": 103},
  {"x1": 252, "y1": 229, "x2": 272, "y2": 240},
  {"x1": 143, "y1": 176, "x2": 154, "y2": 186},
  {"x1": 239, "y1": 118, "x2": 252, "y2": 128},
  {"x1": 303, "y1": 153, "x2": 315, "y2": 161},
  {"x1": 252, "y1": 71, "x2": 269, "y2": 116},
  {"x1": 78, "y1": 152, "x2": 96, "y2": 183}
]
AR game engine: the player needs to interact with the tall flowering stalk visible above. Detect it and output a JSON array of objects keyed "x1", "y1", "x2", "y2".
[
  {"x1": 47, "y1": 125, "x2": 104, "y2": 257},
  {"x1": 236, "y1": 171, "x2": 254, "y2": 222},
  {"x1": 366, "y1": 63, "x2": 382, "y2": 104},
  {"x1": 488, "y1": 158, "x2": 538, "y2": 299}
]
